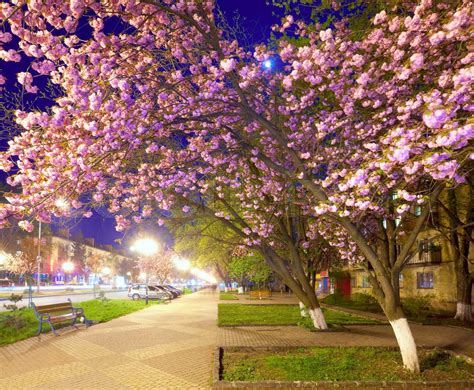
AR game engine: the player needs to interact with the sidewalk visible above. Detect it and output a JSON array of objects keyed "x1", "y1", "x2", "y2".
[{"x1": 0, "y1": 289, "x2": 218, "y2": 389}]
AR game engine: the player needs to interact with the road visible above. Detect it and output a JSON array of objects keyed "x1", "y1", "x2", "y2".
[{"x1": 0, "y1": 290, "x2": 129, "y2": 311}]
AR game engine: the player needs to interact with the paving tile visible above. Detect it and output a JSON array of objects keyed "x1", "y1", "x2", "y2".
[{"x1": 0, "y1": 290, "x2": 218, "y2": 389}]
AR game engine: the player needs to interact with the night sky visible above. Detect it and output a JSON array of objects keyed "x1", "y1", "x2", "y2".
[{"x1": 0, "y1": 1, "x2": 279, "y2": 247}]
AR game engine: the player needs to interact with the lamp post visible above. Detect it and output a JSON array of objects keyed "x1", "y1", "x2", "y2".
[
  {"x1": 131, "y1": 237, "x2": 159, "y2": 305},
  {"x1": 36, "y1": 221, "x2": 41, "y2": 293}
]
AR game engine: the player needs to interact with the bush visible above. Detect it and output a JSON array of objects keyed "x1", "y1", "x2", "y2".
[
  {"x1": 96, "y1": 290, "x2": 108, "y2": 302},
  {"x1": 402, "y1": 296, "x2": 432, "y2": 319},
  {"x1": 352, "y1": 293, "x2": 378, "y2": 305},
  {"x1": 65, "y1": 287, "x2": 74, "y2": 292},
  {"x1": 0, "y1": 314, "x2": 26, "y2": 330}
]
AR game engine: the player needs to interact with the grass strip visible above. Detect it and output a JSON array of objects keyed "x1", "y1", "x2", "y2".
[
  {"x1": 223, "y1": 347, "x2": 474, "y2": 382},
  {"x1": 218, "y1": 304, "x2": 379, "y2": 327}
]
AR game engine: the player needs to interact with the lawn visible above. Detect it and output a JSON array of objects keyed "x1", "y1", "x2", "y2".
[
  {"x1": 220, "y1": 292, "x2": 238, "y2": 300},
  {"x1": 218, "y1": 304, "x2": 378, "y2": 327},
  {"x1": 322, "y1": 293, "x2": 383, "y2": 314},
  {"x1": 223, "y1": 347, "x2": 474, "y2": 382},
  {"x1": 322, "y1": 293, "x2": 474, "y2": 329},
  {"x1": 0, "y1": 299, "x2": 160, "y2": 346}
]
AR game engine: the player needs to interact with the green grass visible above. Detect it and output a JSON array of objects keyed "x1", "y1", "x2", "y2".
[
  {"x1": 322, "y1": 293, "x2": 474, "y2": 329},
  {"x1": 322, "y1": 293, "x2": 383, "y2": 314},
  {"x1": 0, "y1": 299, "x2": 160, "y2": 346},
  {"x1": 220, "y1": 293, "x2": 238, "y2": 300},
  {"x1": 182, "y1": 287, "x2": 194, "y2": 294},
  {"x1": 218, "y1": 304, "x2": 378, "y2": 327},
  {"x1": 223, "y1": 347, "x2": 474, "y2": 382}
]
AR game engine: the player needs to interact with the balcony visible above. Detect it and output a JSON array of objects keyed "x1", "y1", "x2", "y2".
[{"x1": 409, "y1": 248, "x2": 442, "y2": 265}]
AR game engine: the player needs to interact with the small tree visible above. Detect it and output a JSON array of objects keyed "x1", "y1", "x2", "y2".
[{"x1": 136, "y1": 249, "x2": 175, "y2": 284}]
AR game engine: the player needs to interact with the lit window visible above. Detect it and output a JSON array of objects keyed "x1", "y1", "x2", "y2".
[
  {"x1": 361, "y1": 275, "x2": 370, "y2": 288},
  {"x1": 417, "y1": 272, "x2": 433, "y2": 289}
]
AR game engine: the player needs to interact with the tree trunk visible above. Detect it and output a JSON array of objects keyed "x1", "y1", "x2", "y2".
[
  {"x1": 308, "y1": 307, "x2": 328, "y2": 329},
  {"x1": 299, "y1": 301, "x2": 308, "y2": 317},
  {"x1": 389, "y1": 317, "x2": 419, "y2": 372},
  {"x1": 454, "y1": 274, "x2": 472, "y2": 322},
  {"x1": 260, "y1": 247, "x2": 328, "y2": 330},
  {"x1": 384, "y1": 302, "x2": 420, "y2": 373}
]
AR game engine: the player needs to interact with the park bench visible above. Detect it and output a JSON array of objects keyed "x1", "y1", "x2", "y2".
[
  {"x1": 32, "y1": 299, "x2": 91, "y2": 336},
  {"x1": 249, "y1": 290, "x2": 271, "y2": 299}
]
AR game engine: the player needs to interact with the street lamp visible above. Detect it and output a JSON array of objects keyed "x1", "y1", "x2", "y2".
[
  {"x1": 131, "y1": 237, "x2": 160, "y2": 305},
  {"x1": 173, "y1": 256, "x2": 191, "y2": 272},
  {"x1": 130, "y1": 238, "x2": 159, "y2": 256},
  {"x1": 62, "y1": 261, "x2": 74, "y2": 283}
]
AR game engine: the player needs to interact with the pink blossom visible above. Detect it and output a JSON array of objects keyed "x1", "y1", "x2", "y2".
[
  {"x1": 18, "y1": 220, "x2": 34, "y2": 232},
  {"x1": 220, "y1": 58, "x2": 236, "y2": 72},
  {"x1": 410, "y1": 53, "x2": 424, "y2": 71}
]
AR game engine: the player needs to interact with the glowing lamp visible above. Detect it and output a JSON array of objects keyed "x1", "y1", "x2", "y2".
[
  {"x1": 131, "y1": 238, "x2": 159, "y2": 256},
  {"x1": 173, "y1": 257, "x2": 191, "y2": 271},
  {"x1": 62, "y1": 261, "x2": 74, "y2": 273}
]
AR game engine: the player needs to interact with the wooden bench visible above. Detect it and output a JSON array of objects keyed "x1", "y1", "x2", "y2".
[
  {"x1": 249, "y1": 290, "x2": 271, "y2": 299},
  {"x1": 32, "y1": 299, "x2": 90, "y2": 336}
]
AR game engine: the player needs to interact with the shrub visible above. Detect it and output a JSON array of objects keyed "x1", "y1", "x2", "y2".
[
  {"x1": 352, "y1": 293, "x2": 378, "y2": 305},
  {"x1": 65, "y1": 287, "x2": 74, "y2": 292},
  {"x1": 96, "y1": 290, "x2": 108, "y2": 302},
  {"x1": 402, "y1": 296, "x2": 432, "y2": 320},
  {"x1": 0, "y1": 314, "x2": 26, "y2": 329}
]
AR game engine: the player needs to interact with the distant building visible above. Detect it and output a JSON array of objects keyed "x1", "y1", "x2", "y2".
[{"x1": 345, "y1": 189, "x2": 474, "y2": 311}]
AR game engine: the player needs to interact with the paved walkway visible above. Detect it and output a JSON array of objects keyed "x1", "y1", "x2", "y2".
[
  {"x1": 0, "y1": 289, "x2": 218, "y2": 389},
  {"x1": 219, "y1": 323, "x2": 474, "y2": 358}
]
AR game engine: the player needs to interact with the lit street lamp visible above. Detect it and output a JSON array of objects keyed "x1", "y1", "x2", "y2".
[
  {"x1": 62, "y1": 261, "x2": 74, "y2": 283},
  {"x1": 173, "y1": 256, "x2": 191, "y2": 271},
  {"x1": 130, "y1": 238, "x2": 159, "y2": 256},
  {"x1": 131, "y1": 237, "x2": 159, "y2": 305}
]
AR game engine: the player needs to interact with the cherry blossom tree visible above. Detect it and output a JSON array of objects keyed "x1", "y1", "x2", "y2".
[
  {"x1": 0, "y1": 0, "x2": 472, "y2": 371},
  {"x1": 136, "y1": 249, "x2": 175, "y2": 284}
]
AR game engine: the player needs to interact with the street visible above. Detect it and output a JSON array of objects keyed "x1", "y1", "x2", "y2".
[{"x1": 0, "y1": 289, "x2": 128, "y2": 312}]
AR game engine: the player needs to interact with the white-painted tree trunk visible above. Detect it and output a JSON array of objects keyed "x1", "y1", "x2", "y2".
[
  {"x1": 299, "y1": 302, "x2": 308, "y2": 317},
  {"x1": 389, "y1": 318, "x2": 420, "y2": 372},
  {"x1": 454, "y1": 303, "x2": 472, "y2": 322},
  {"x1": 309, "y1": 307, "x2": 328, "y2": 330}
]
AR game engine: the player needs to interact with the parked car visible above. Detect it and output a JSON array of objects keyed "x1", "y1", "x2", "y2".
[
  {"x1": 0, "y1": 278, "x2": 15, "y2": 287},
  {"x1": 154, "y1": 285, "x2": 177, "y2": 299},
  {"x1": 127, "y1": 284, "x2": 170, "y2": 301},
  {"x1": 165, "y1": 285, "x2": 182, "y2": 296}
]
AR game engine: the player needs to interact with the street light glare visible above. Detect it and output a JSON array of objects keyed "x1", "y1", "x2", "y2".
[
  {"x1": 0, "y1": 251, "x2": 9, "y2": 266},
  {"x1": 173, "y1": 256, "x2": 191, "y2": 271},
  {"x1": 263, "y1": 59, "x2": 272, "y2": 69},
  {"x1": 62, "y1": 261, "x2": 74, "y2": 272},
  {"x1": 131, "y1": 238, "x2": 159, "y2": 256},
  {"x1": 102, "y1": 266, "x2": 111, "y2": 275},
  {"x1": 55, "y1": 198, "x2": 69, "y2": 210}
]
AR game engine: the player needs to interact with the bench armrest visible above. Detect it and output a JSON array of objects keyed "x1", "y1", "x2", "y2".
[{"x1": 72, "y1": 307, "x2": 84, "y2": 316}]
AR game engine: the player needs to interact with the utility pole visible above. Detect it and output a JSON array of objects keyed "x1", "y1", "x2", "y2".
[{"x1": 36, "y1": 221, "x2": 41, "y2": 293}]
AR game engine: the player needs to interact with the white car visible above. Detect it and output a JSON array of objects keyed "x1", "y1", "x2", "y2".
[{"x1": 127, "y1": 284, "x2": 171, "y2": 301}]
